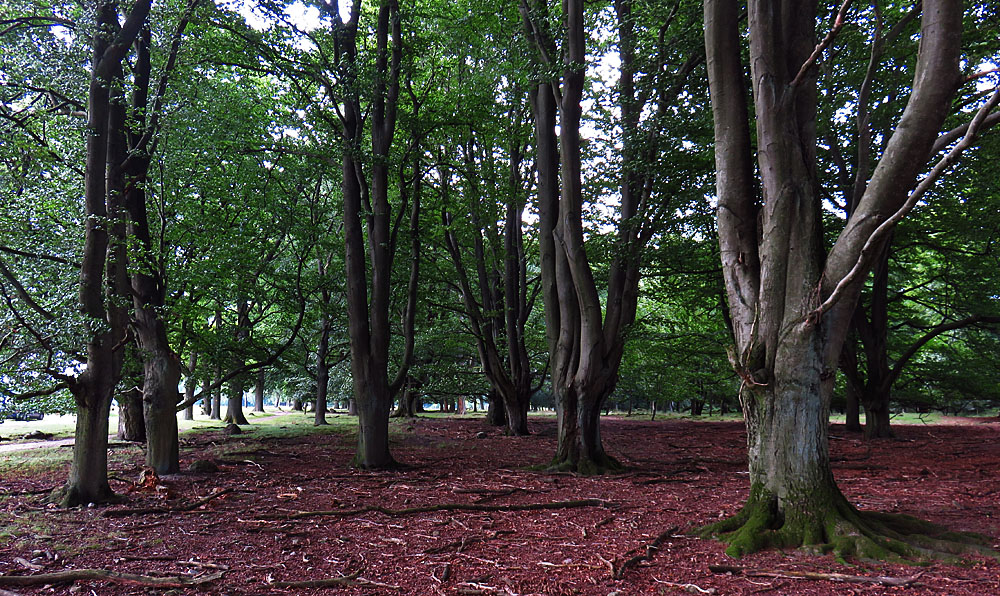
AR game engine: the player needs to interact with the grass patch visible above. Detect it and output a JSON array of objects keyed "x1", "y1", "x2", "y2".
[{"x1": 0, "y1": 446, "x2": 73, "y2": 477}]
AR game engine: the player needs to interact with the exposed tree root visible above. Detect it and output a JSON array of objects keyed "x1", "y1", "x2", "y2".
[
  {"x1": 709, "y1": 565, "x2": 925, "y2": 586},
  {"x1": 100, "y1": 488, "x2": 233, "y2": 518},
  {"x1": 0, "y1": 569, "x2": 224, "y2": 588},
  {"x1": 610, "y1": 526, "x2": 679, "y2": 579},
  {"x1": 259, "y1": 498, "x2": 612, "y2": 521},
  {"x1": 699, "y1": 484, "x2": 995, "y2": 561},
  {"x1": 268, "y1": 570, "x2": 402, "y2": 590}
]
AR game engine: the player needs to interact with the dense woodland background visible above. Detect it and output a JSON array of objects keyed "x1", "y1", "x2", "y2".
[{"x1": 3, "y1": 0, "x2": 997, "y2": 425}]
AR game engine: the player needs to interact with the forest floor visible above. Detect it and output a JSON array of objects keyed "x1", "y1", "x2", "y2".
[{"x1": 1, "y1": 414, "x2": 998, "y2": 595}]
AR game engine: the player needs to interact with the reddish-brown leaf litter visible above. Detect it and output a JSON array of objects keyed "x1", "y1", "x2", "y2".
[{"x1": 2, "y1": 415, "x2": 999, "y2": 595}]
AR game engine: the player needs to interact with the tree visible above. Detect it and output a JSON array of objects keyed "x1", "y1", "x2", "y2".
[
  {"x1": 328, "y1": 0, "x2": 416, "y2": 468},
  {"x1": 520, "y1": 0, "x2": 703, "y2": 471},
  {"x1": 441, "y1": 98, "x2": 545, "y2": 436},
  {"x1": 703, "y1": 0, "x2": 998, "y2": 557},
  {"x1": 124, "y1": 0, "x2": 199, "y2": 474},
  {"x1": 55, "y1": 0, "x2": 153, "y2": 506}
]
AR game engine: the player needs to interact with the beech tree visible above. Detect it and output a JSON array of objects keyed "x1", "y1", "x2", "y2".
[
  {"x1": 703, "y1": 0, "x2": 999, "y2": 556},
  {"x1": 124, "y1": 0, "x2": 198, "y2": 474},
  {"x1": 442, "y1": 102, "x2": 544, "y2": 436},
  {"x1": 56, "y1": 0, "x2": 152, "y2": 506},
  {"x1": 329, "y1": 0, "x2": 414, "y2": 468},
  {"x1": 520, "y1": 0, "x2": 703, "y2": 471}
]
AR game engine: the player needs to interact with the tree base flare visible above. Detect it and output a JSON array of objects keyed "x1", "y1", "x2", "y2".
[
  {"x1": 349, "y1": 454, "x2": 401, "y2": 471},
  {"x1": 48, "y1": 485, "x2": 122, "y2": 509},
  {"x1": 698, "y1": 485, "x2": 995, "y2": 562},
  {"x1": 546, "y1": 452, "x2": 624, "y2": 476}
]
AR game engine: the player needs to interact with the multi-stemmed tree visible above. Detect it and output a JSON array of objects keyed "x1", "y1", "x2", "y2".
[{"x1": 703, "y1": 0, "x2": 999, "y2": 556}]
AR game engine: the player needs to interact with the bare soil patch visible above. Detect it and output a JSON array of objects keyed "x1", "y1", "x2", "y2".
[{"x1": 1, "y1": 416, "x2": 998, "y2": 595}]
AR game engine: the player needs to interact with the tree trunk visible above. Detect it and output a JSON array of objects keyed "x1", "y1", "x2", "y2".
[
  {"x1": 183, "y1": 353, "x2": 197, "y2": 421},
  {"x1": 862, "y1": 389, "x2": 894, "y2": 439},
  {"x1": 503, "y1": 396, "x2": 529, "y2": 436},
  {"x1": 133, "y1": 306, "x2": 180, "y2": 472},
  {"x1": 210, "y1": 367, "x2": 222, "y2": 421},
  {"x1": 392, "y1": 377, "x2": 420, "y2": 418},
  {"x1": 225, "y1": 378, "x2": 250, "y2": 426},
  {"x1": 254, "y1": 368, "x2": 265, "y2": 413},
  {"x1": 200, "y1": 377, "x2": 212, "y2": 417},
  {"x1": 704, "y1": 0, "x2": 968, "y2": 558},
  {"x1": 142, "y1": 350, "x2": 180, "y2": 473},
  {"x1": 314, "y1": 312, "x2": 330, "y2": 425},
  {"x1": 117, "y1": 388, "x2": 146, "y2": 442},
  {"x1": 552, "y1": 387, "x2": 615, "y2": 474},
  {"x1": 856, "y1": 245, "x2": 895, "y2": 439},
  {"x1": 844, "y1": 380, "x2": 862, "y2": 433},
  {"x1": 486, "y1": 389, "x2": 507, "y2": 427},
  {"x1": 61, "y1": 390, "x2": 116, "y2": 507},
  {"x1": 224, "y1": 301, "x2": 251, "y2": 426},
  {"x1": 56, "y1": 0, "x2": 152, "y2": 508},
  {"x1": 353, "y1": 378, "x2": 394, "y2": 468}
]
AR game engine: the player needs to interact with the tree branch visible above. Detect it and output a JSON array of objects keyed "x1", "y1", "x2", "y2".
[
  {"x1": 789, "y1": 0, "x2": 853, "y2": 89},
  {"x1": 0, "y1": 570, "x2": 223, "y2": 589},
  {"x1": 889, "y1": 315, "x2": 1000, "y2": 386},
  {"x1": 813, "y1": 88, "x2": 1000, "y2": 321},
  {"x1": 0, "y1": 256, "x2": 55, "y2": 321}
]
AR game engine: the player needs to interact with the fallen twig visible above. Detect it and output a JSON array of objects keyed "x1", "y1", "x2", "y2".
[
  {"x1": 12, "y1": 558, "x2": 43, "y2": 572},
  {"x1": 424, "y1": 535, "x2": 483, "y2": 554},
  {"x1": 708, "y1": 566, "x2": 925, "y2": 587},
  {"x1": 260, "y1": 498, "x2": 612, "y2": 521},
  {"x1": 101, "y1": 488, "x2": 233, "y2": 518},
  {"x1": 612, "y1": 526, "x2": 678, "y2": 579},
  {"x1": 653, "y1": 577, "x2": 717, "y2": 594},
  {"x1": 0, "y1": 569, "x2": 224, "y2": 588},
  {"x1": 177, "y1": 560, "x2": 229, "y2": 570}
]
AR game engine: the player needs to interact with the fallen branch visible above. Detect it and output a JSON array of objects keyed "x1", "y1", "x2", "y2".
[
  {"x1": 613, "y1": 526, "x2": 678, "y2": 579},
  {"x1": 101, "y1": 488, "x2": 233, "y2": 518},
  {"x1": 12, "y1": 558, "x2": 43, "y2": 572},
  {"x1": 268, "y1": 571, "x2": 401, "y2": 590},
  {"x1": 708, "y1": 566, "x2": 924, "y2": 587},
  {"x1": 260, "y1": 498, "x2": 612, "y2": 521},
  {"x1": 268, "y1": 571, "x2": 361, "y2": 588},
  {"x1": 0, "y1": 569, "x2": 224, "y2": 589}
]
